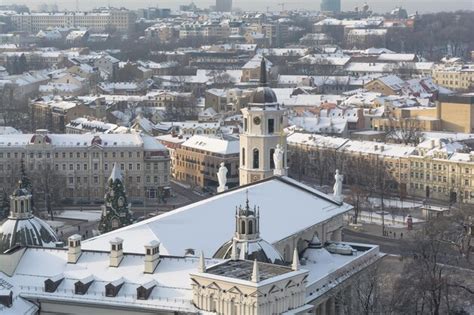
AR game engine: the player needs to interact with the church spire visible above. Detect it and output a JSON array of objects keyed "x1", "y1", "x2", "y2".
[{"x1": 259, "y1": 56, "x2": 268, "y2": 87}]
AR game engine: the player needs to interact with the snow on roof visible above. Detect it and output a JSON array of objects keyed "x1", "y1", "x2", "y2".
[
  {"x1": 347, "y1": 29, "x2": 387, "y2": 36},
  {"x1": 340, "y1": 139, "x2": 416, "y2": 158},
  {"x1": 376, "y1": 75, "x2": 405, "y2": 90},
  {"x1": 258, "y1": 48, "x2": 308, "y2": 57},
  {"x1": 278, "y1": 93, "x2": 345, "y2": 107},
  {"x1": 9, "y1": 248, "x2": 218, "y2": 313},
  {"x1": 345, "y1": 62, "x2": 394, "y2": 73},
  {"x1": 298, "y1": 54, "x2": 350, "y2": 66},
  {"x1": 0, "y1": 126, "x2": 21, "y2": 135},
  {"x1": 83, "y1": 177, "x2": 351, "y2": 256},
  {"x1": 182, "y1": 135, "x2": 239, "y2": 155},
  {"x1": 288, "y1": 132, "x2": 349, "y2": 149},
  {"x1": 242, "y1": 54, "x2": 272, "y2": 70},
  {"x1": 0, "y1": 133, "x2": 167, "y2": 150},
  {"x1": 377, "y1": 53, "x2": 416, "y2": 62}
]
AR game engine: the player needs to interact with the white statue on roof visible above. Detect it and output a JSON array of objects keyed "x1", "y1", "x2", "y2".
[
  {"x1": 217, "y1": 162, "x2": 228, "y2": 193},
  {"x1": 273, "y1": 144, "x2": 286, "y2": 176},
  {"x1": 333, "y1": 169, "x2": 343, "y2": 202}
]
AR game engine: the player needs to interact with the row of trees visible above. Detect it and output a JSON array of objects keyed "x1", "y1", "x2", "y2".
[
  {"x1": 288, "y1": 146, "x2": 398, "y2": 225},
  {"x1": 334, "y1": 208, "x2": 473, "y2": 315},
  {"x1": 0, "y1": 161, "x2": 66, "y2": 220}
]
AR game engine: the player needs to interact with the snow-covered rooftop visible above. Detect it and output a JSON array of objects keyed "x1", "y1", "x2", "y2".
[
  {"x1": 182, "y1": 135, "x2": 239, "y2": 155},
  {"x1": 83, "y1": 177, "x2": 351, "y2": 256}
]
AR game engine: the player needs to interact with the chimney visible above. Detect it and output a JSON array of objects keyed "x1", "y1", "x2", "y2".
[
  {"x1": 380, "y1": 145, "x2": 384, "y2": 152},
  {"x1": 144, "y1": 240, "x2": 160, "y2": 274},
  {"x1": 68, "y1": 234, "x2": 82, "y2": 264},
  {"x1": 109, "y1": 237, "x2": 124, "y2": 268},
  {"x1": 374, "y1": 144, "x2": 378, "y2": 151},
  {"x1": 430, "y1": 139, "x2": 435, "y2": 149}
]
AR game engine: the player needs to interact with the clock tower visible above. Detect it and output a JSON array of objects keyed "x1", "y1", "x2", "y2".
[{"x1": 239, "y1": 57, "x2": 287, "y2": 185}]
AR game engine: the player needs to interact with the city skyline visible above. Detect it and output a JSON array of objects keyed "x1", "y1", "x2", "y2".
[{"x1": 3, "y1": 0, "x2": 473, "y2": 13}]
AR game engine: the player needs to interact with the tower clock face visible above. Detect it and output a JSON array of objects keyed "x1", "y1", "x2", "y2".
[{"x1": 253, "y1": 116, "x2": 261, "y2": 125}]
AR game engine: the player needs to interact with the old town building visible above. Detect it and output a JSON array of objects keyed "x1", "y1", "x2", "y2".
[{"x1": 0, "y1": 132, "x2": 170, "y2": 204}]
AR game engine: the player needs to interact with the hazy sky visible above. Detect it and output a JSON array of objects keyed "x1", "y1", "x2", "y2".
[{"x1": 4, "y1": 0, "x2": 474, "y2": 13}]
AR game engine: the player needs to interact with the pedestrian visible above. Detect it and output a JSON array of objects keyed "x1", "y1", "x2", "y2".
[
  {"x1": 78, "y1": 225, "x2": 81, "y2": 231},
  {"x1": 400, "y1": 232, "x2": 403, "y2": 239},
  {"x1": 394, "y1": 232, "x2": 396, "y2": 238}
]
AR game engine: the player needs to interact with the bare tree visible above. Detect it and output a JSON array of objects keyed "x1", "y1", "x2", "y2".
[
  {"x1": 385, "y1": 118, "x2": 423, "y2": 145},
  {"x1": 393, "y1": 217, "x2": 474, "y2": 315},
  {"x1": 32, "y1": 163, "x2": 66, "y2": 220}
]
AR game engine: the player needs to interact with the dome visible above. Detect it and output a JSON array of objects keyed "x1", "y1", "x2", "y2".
[
  {"x1": 11, "y1": 187, "x2": 29, "y2": 197},
  {"x1": 214, "y1": 238, "x2": 284, "y2": 265},
  {"x1": 0, "y1": 216, "x2": 59, "y2": 253},
  {"x1": 250, "y1": 86, "x2": 278, "y2": 104}
]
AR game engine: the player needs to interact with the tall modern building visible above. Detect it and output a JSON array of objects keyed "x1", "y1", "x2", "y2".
[
  {"x1": 320, "y1": 0, "x2": 341, "y2": 13},
  {"x1": 215, "y1": 0, "x2": 232, "y2": 12}
]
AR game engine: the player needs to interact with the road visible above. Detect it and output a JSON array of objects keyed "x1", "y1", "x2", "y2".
[{"x1": 343, "y1": 228, "x2": 406, "y2": 255}]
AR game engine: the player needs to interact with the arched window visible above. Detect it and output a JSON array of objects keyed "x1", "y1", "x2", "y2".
[
  {"x1": 248, "y1": 220, "x2": 253, "y2": 234},
  {"x1": 242, "y1": 148, "x2": 245, "y2": 166},
  {"x1": 270, "y1": 148, "x2": 275, "y2": 169},
  {"x1": 20, "y1": 200, "x2": 24, "y2": 213},
  {"x1": 14, "y1": 200, "x2": 18, "y2": 213},
  {"x1": 240, "y1": 220, "x2": 246, "y2": 234},
  {"x1": 253, "y1": 149, "x2": 259, "y2": 169}
]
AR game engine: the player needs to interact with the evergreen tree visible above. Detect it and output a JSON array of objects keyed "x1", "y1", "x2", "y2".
[
  {"x1": 19, "y1": 159, "x2": 32, "y2": 191},
  {"x1": 18, "y1": 53, "x2": 27, "y2": 74},
  {"x1": 98, "y1": 163, "x2": 133, "y2": 234},
  {"x1": 0, "y1": 189, "x2": 9, "y2": 219}
]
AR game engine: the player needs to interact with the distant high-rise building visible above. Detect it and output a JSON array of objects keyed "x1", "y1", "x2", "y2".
[
  {"x1": 215, "y1": 0, "x2": 232, "y2": 12},
  {"x1": 320, "y1": 0, "x2": 341, "y2": 13}
]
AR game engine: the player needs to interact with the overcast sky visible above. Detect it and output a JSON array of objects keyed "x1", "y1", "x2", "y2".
[{"x1": 5, "y1": 0, "x2": 474, "y2": 13}]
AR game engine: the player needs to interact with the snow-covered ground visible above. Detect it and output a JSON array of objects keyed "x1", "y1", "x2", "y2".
[
  {"x1": 348, "y1": 210, "x2": 424, "y2": 228},
  {"x1": 55, "y1": 210, "x2": 102, "y2": 221},
  {"x1": 367, "y1": 197, "x2": 422, "y2": 209}
]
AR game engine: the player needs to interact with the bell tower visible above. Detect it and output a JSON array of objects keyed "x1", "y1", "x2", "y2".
[{"x1": 239, "y1": 57, "x2": 287, "y2": 185}]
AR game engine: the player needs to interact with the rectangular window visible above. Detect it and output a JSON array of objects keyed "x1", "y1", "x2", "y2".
[{"x1": 268, "y1": 118, "x2": 275, "y2": 134}]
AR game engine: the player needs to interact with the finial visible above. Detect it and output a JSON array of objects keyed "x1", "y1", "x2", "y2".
[
  {"x1": 198, "y1": 251, "x2": 206, "y2": 273},
  {"x1": 291, "y1": 247, "x2": 300, "y2": 271},
  {"x1": 245, "y1": 190, "x2": 249, "y2": 210},
  {"x1": 251, "y1": 259, "x2": 260, "y2": 282}
]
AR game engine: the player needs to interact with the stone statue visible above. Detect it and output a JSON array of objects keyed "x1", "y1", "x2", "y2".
[
  {"x1": 273, "y1": 144, "x2": 284, "y2": 171},
  {"x1": 333, "y1": 169, "x2": 343, "y2": 201},
  {"x1": 217, "y1": 162, "x2": 228, "y2": 193}
]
